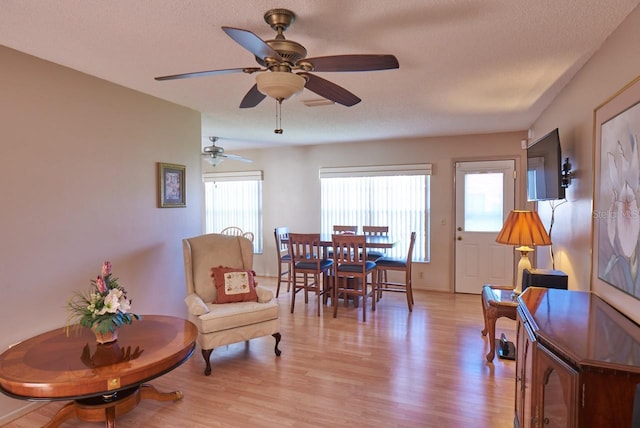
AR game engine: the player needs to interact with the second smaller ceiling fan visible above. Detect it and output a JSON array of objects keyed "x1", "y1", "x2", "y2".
[{"x1": 203, "y1": 137, "x2": 253, "y2": 166}]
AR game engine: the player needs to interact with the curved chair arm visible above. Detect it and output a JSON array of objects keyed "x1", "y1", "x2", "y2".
[
  {"x1": 255, "y1": 285, "x2": 274, "y2": 303},
  {"x1": 184, "y1": 293, "x2": 210, "y2": 316}
]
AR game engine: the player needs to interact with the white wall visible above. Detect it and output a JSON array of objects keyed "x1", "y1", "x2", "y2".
[
  {"x1": 0, "y1": 46, "x2": 202, "y2": 420},
  {"x1": 207, "y1": 132, "x2": 528, "y2": 292},
  {"x1": 531, "y1": 4, "x2": 640, "y2": 321}
]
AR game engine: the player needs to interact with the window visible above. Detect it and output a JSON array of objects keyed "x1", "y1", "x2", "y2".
[
  {"x1": 319, "y1": 164, "x2": 431, "y2": 261},
  {"x1": 203, "y1": 171, "x2": 263, "y2": 253},
  {"x1": 463, "y1": 172, "x2": 504, "y2": 232}
]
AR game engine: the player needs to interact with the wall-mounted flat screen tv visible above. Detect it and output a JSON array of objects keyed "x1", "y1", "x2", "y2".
[{"x1": 527, "y1": 128, "x2": 565, "y2": 201}]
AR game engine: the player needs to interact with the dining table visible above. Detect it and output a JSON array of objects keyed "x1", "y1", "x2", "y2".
[
  {"x1": 318, "y1": 234, "x2": 398, "y2": 250},
  {"x1": 285, "y1": 233, "x2": 399, "y2": 308},
  {"x1": 281, "y1": 233, "x2": 398, "y2": 255}
]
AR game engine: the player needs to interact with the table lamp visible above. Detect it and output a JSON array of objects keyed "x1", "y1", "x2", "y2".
[{"x1": 495, "y1": 210, "x2": 551, "y2": 294}]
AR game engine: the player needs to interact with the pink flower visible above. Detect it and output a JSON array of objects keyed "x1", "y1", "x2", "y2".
[
  {"x1": 96, "y1": 276, "x2": 107, "y2": 293},
  {"x1": 101, "y1": 261, "x2": 112, "y2": 277}
]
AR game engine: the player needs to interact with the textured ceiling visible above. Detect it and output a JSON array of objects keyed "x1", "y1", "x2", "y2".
[{"x1": 1, "y1": 0, "x2": 639, "y2": 150}]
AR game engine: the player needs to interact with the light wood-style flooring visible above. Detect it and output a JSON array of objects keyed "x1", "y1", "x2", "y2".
[{"x1": 4, "y1": 278, "x2": 517, "y2": 427}]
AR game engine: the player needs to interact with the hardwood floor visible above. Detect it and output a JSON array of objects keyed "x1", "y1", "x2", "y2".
[{"x1": 4, "y1": 278, "x2": 517, "y2": 427}]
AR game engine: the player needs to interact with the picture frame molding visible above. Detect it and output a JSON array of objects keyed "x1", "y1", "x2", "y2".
[
  {"x1": 157, "y1": 162, "x2": 186, "y2": 208},
  {"x1": 592, "y1": 74, "x2": 640, "y2": 324}
]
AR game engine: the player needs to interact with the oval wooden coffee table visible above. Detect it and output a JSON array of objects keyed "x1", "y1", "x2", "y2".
[{"x1": 0, "y1": 315, "x2": 197, "y2": 427}]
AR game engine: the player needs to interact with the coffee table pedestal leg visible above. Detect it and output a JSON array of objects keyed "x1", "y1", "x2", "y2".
[{"x1": 44, "y1": 384, "x2": 183, "y2": 428}]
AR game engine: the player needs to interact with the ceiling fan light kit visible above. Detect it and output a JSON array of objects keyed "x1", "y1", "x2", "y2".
[
  {"x1": 256, "y1": 71, "x2": 305, "y2": 101},
  {"x1": 206, "y1": 156, "x2": 224, "y2": 167},
  {"x1": 202, "y1": 137, "x2": 253, "y2": 166}
]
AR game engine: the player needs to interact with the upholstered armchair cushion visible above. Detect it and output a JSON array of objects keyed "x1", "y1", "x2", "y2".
[{"x1": 197, "y1": 299, "x2": 279, "y2": 332}]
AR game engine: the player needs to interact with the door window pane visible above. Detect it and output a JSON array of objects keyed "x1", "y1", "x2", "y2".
[{"x1": 464, "y1": 173, "x2": 504, "y2": 232}]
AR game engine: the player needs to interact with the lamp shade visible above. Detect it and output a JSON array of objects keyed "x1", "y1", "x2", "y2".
[
  {"x1": 256, "y1": 72, "x2": 306, "y2": 100},
  {"x1": 495, "y1": 210, "x2": 551, "y2": 247}
]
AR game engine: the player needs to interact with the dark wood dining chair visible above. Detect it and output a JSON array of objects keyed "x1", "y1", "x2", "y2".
[
  {"x1": 375, "y1": 232, "x2": 416, "y2": 312},
  {"x1": 288, "y1": 233, "x2": 334, "y2": 316},
  {"x1": 331, "y1": 234, "x2": 377, "y2": 321},
  {"x1": 333, "y1": 225, "x2": 358, "y2": 234},
  {"x1": 327, "y1": 225, "x2": 358, "y2": 259},
  {"x1": 273, "y1": 227, "x2": 292, "y2": 297},
  {"x1": 362, "y1": 225, "x2": 389, "y2": 260}
]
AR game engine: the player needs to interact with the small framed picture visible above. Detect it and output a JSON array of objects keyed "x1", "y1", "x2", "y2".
[{"x1": 157, "y1": 162, "x2": 186, "y2": 208}]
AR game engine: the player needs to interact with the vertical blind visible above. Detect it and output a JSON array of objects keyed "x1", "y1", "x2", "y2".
[
  {"x1": 203, "y1": 171, "x2": 263, "y2": 253},
  {"x1": 319, "y1": 164, "x2": 431, "y2": 261}
]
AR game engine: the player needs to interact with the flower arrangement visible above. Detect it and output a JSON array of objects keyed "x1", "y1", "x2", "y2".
[{"x1": 67, "y1": 261, "x2": 141, "y2": 334}]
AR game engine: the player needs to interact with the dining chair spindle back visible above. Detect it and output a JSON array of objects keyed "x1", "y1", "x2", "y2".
[
  {"x1": 362, "y1": 225, "x2": 389, "y2": 260},
  {"x1": 220, "y1": 226, "x2": 244, "y2": 237},
  {"x1": 288, "y1": 233, "x2": 334, "y2": 316},
  {"x1": 331, "y1": 234, "x2": 377, "y2": 321},
  {"x1": 273, "y1": 227, "x2": 292, "y2": 297}
]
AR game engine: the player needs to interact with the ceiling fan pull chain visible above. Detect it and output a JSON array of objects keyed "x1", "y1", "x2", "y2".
[{"x1": 275, "y1": 98, "x2": 284, "y2": 134}]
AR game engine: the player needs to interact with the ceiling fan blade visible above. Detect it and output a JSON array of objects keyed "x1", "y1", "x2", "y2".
[
  {"x1": 239, "y1": 83, "x2": 267, "y2": 108},
  {"x1": 222, "y1": 153, "x2": 253, "y2": 163},
  {"x1": 298, "y1": 72, "x2": 361, "y2": 107},
  {"x1": 301, "y1": 54, "x2": 399, "y2": 72},
  {"x1": 155, "y1": 67, "x2": 260, "y2": 81},
  {"x1": 222, "y1": 26, "x2": 284, "y2": 62}
]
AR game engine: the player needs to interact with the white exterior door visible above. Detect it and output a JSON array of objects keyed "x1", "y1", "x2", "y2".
[{"x1": 454, "y1": 160, "x2": 515, "y2": 294}]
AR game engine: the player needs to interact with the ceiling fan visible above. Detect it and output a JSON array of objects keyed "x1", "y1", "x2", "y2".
[
  {"x1": 203, "y1": 137, "x2": 253, "y2": 166},
  {"x1": 155, "y1": 8, "x2": 399, "y2": 112}
]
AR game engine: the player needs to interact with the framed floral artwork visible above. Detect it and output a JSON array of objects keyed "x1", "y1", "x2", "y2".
[
  {"x1": 593, "y1": 75, "x2": 640, "y2": 304},
  {"x1": 157, "y1": 162, "x2": 186, "y2": 208}
]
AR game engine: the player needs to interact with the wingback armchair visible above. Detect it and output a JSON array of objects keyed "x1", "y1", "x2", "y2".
[{"x1": 182, "y1": 233, "x2": 281, "y2": 375}]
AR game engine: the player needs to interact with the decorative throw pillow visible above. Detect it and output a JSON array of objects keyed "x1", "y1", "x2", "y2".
[{"x1": 210, "y1": 266, "x2": 258, "y2": 304}]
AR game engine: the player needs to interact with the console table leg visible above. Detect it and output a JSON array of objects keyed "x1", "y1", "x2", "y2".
[
  {"x1": 485, "y1": 309, "x2": 497, "y2": 362},
  {"x1": 481, "y1": 294, "x2": 489, "y2": 336}
]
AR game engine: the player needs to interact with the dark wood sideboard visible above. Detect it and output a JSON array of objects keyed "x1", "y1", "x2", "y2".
[{"x1": 515, "y1": 287, "x2": 640, "y2": 427}]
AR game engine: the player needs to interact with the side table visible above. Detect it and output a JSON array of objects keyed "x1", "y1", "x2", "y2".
[{"x1": 480, "y1": 284, "x2": 518, "y2": 362}]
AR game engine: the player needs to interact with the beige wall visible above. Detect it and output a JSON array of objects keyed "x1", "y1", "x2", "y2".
[
  {"x1": 531, "y1": 5, "x2": 640, "y2": 322},
  {"x1": 3, "y1": 2, "x2": 640, "y2": 422},
  {"x1": 207, "y1": 132, "x2": 528, "y2": 292},
  {"x1": 0, "y1": 46, "x2": 202, "y2": 420}
]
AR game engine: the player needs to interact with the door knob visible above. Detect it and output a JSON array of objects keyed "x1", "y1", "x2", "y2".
[
  {"x1": 457, "y1": 227, "x2": 462, "y2": 231},
  {"x1": 457, "y1": 236, "x2": 462, "y2": 241}
]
